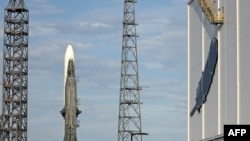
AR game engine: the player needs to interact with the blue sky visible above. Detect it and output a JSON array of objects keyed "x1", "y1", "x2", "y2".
[{"x1": 0, "y1": 0, "x2": 187, "y2": 141}]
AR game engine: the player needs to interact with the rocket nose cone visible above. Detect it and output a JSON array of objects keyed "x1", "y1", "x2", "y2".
[
  {"x1": 64, "y1": 44, "x2": 75, "y2": 87},
  {"x1": 65, "y1": 44, "x2": 74, "y2": 61}
]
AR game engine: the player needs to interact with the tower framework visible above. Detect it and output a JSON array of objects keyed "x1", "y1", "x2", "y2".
[
  {"x1": 0, "y1": 0, "x2": 29, "y2": 140},
  {"x1": 117, "y1": 0, "x2": 145, "y2": 141}
]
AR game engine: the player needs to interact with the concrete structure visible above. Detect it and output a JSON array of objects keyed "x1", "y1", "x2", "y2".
[{"x1": 188, "y1": 0, "x2": 250, "y2": 141}]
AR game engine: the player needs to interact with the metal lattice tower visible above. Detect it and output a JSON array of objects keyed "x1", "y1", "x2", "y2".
[
  {"x1": 0, "y1": 0, "x2": 29, "y2": 140},
  {"x1": 118, "y1": 1, "x2": 146, "y2": 141}
]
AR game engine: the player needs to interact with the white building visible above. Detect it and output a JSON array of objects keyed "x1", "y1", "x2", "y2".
[{"x1": 187, "y1": 0, "x2": 250, "y2": 141}]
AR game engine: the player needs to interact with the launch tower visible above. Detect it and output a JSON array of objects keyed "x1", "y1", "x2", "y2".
[
  {"x1": 0, "y1": 0, "x2": 29, "y2": 140},
  {"x1": 117, "y1": 0, "x2": 147, "y2": 141}
]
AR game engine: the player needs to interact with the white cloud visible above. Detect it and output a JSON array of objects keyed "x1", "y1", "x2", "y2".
[
  {"x1": 78, "y1": 21, "x2": 111, "y2": 28},
  {"x1": 29, "y1": 3, "x2": 63, "y2": 14},
  {"x1": 30, "y1": 22, "x2": 58, "y2": 36},
  {"x1": 143, "y1": 62, "x2": 164, "y2": 69},
  {"x1": 90, "y1": 22, "x2": 110, "y2": 28}
]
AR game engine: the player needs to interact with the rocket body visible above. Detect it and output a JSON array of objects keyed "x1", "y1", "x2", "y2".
[{"x1": 61, "y1": 45, "x2": 81, "y2": 141}]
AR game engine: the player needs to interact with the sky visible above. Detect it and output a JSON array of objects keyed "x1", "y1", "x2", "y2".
[{"x1": 0, "y1": 0, "x2": 187, "y2": 141}]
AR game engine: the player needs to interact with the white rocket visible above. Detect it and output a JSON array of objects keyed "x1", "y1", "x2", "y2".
[
  {"x1": 61, "y1": 44, "x2": 81, "y2": 141},
  {"x1": 64, "y1": 44, "x2": 75, "y2": 87}
]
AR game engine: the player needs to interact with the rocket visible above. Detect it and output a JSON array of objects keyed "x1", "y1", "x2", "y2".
[
  {"x1": 61, "y1": 44, "x2": 81, "y2": 141},
  {"x1": 64, "y1": 44, "x2": 75, "y2": 88}
]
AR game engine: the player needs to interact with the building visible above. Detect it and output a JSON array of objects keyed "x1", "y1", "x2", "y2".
[{"x1": 188, "y1": 0, "x2": 250, "y2": 141}]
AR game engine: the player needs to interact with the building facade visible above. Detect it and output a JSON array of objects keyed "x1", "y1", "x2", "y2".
[{"x1": 188, "y1": 0, "x2": 250, "y2": 141}]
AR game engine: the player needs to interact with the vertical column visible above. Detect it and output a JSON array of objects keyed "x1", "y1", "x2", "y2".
[
  {"x1": 237, "y1": 0, "x2": 250, "y2": 124},
  {"x1": 236, "y1": 0, "x2": 240, "y2": 124}
]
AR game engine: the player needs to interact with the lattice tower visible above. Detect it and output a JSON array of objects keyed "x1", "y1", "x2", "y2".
[
  {"x1": 0, "y1": 0, "x2": 29, "y2": 140},
  {"x1": 117, "y1": 0, "x2": 145, "y2": 141}
]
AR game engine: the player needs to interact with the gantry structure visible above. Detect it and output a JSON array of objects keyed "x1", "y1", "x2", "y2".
[
  {"x1": 0, "y1": 0, "x2": 29, "y2": 140},
  {"x1": 117, "y1": 0, "x2": 147, "y2": 141}
]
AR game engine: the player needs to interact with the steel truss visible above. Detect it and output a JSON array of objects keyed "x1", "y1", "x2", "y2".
[
  {"x1": 0, "y1": 0, "x2": 29, "y2": 140},
  {"x1": 117, "y1": 1, "x2": 146, "y2": 141}
]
